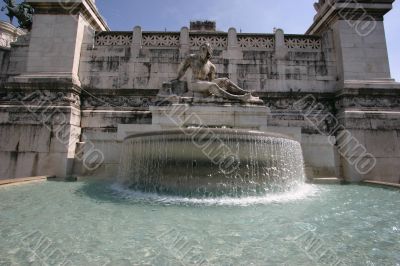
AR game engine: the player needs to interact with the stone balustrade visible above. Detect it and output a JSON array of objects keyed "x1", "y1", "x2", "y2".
[
  {"x1": 237, "y1": 34, "x2": 275, "y2": 50},
  {"x1": 94, "y1": 31, "x2": 133, "y2": 46},
  {"x1": 284, "y1": 35, "x2": 321, "y2": 50},
  {"x1": 142, "y1": 32, "x2": 180, "y2": 47},
  {"x1": 189, "y1": 32, "x2": 228, "y2": 49},
  {"x1": 94, "y1": 28, "x2": 321, "y2": 52}
]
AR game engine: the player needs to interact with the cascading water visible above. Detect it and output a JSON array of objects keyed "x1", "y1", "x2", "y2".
[{"x1": 118, "y1": 128, "x2": 306, "y2": 198}]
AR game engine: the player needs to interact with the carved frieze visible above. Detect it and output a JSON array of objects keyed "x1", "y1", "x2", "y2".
[
  {"x1": 336, "y1": 96, "x2": 400, "y2": 110},
  {"x1": 82, "y1": 95, "x2": 156, "y2": 108},
  {"x1": 0, "y1": 90, "x2": 80, "y2": 106},
  {"x1": 263, "y1": 97, "x2": 332, "y2": 113}
]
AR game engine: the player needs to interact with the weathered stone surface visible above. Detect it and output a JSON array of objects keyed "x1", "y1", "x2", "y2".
[
  {"x1": 0, "y1": 151, "x2": 72, "y2": 179},
  {"x1": 0, "y1": 125, "x2": 51, "y2": 152},
  {"x1": 81, "y1": 110, "x2": 151, "y2": 128},
  {"x1": 301, "y1": 134, "x2": 340, "y2": 178},
  {"x1": 151, "y1": 104, "x2": 269, "y2": 129},
  {"x1": 364, "y1": 130, "x2": 399, "y2": 158},
  {"x1": 338, "y1": 128, "x2": 400, "y2": 182}
]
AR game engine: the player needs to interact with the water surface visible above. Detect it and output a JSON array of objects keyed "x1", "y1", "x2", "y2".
[{"x1": 0, "y1": 181, "x2": 399, "y2": 265}]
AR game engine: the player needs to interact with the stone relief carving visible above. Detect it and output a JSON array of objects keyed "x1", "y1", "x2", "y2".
[
  {"x1": 0, "y1": 90, "x2": 80, "y2": 106},
  {"x1": 265, "y1": 98, "x2": 297, "y2": 111},
  {"x1": 264, "y1": 99, "x2": 335, "y2": 135},
  {"x1": 82, "y1": 95, "x2": 155, "y2": 108},
  {"x1": 336, "y1": 96, "x2": 400, "y2": 109},
  {"x1": 0, "y1": 35, "x2": 11, "y2": 47},
  {"x1": 0, "y1": 27, "x2": 28, "y2": 48},
  {"x1": 264, "y1": 97, "x2": 332, "y2": 112},
  {"x1": 142, "y1": 33, "x2": 180, "y2": 47},
  {"x1": 238, "y1": 36, "x2": 275, "y2": 49}
]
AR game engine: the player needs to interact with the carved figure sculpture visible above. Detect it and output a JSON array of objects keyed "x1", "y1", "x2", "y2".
[
  {"x1": 175, "y1": 43, "x2": 263, "y2": 104},
  {"x1": 313, "y1": 0, "x2": 326, "y2": 12}
]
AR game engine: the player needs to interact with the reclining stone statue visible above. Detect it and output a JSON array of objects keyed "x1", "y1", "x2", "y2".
[{"x1": 166, "y1": 43, "x2": 263, "y2": 104}]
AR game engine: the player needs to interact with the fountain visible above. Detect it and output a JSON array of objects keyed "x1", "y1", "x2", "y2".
[
  {"x1": 117, "y1": 42, "x2": 306, "y2": 198},
  {"x1": 1, "y1": 2, "x2": 400, "y2": 264},
  {"x1": 119, "y1": 128, "x2": 305, "y2": 197}
]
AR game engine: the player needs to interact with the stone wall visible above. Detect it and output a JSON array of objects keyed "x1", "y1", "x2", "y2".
[
  {"x1": 73, "y1": 28, "x2": 341, "y2": 179},
  {"x1": 0, "y1": 0, "x2": 108, "y2": 180},
  {"x1": 0, "y1": 34, "x2": 30, "y2": 86},
  {"x1": 0, "y1": 21, "x2": 29, "y2": 85},
  {"x1": 0, "y1": 87, "x2": 81, "y2": 179},
  {"x1": 6, "y1": 34, "x2": 30, "y2": 78},
  {"x1": 0, "y1": 48, "x2": 10, "y2": 85},
  {"x1": 79, "y1": 29, "x2": 337, "y2": 93}
]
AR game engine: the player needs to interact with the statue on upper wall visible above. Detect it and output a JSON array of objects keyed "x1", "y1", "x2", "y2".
[
  {"x1": 1, "y1": 0, "x2": 34, "y2": 30},
  {"x1": 167, "y1": 43, "x2": 263, "y2": 104},
  {"x1": 313, "y1": 0, "x2": 326, "y2": 12}
]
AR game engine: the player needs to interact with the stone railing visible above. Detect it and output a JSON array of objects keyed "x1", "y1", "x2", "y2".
[
  {"x1": 142, "y1": 32, "x2": 180, "y2": 47},
  {"x1": 94, "y1": 28, "x2": 322, "y2": 52},
  {"x1": 284, "y1": 35, "x2": 321, "y2": 50},
  {"x1": 189, "y1": 33, "x2": 228, "y2": 49},
  {"x1": 237, "y1": 34, "x2": 275, "y2": 49},
  {"x1": 95, "y1": 31, "x2": 132, "y2": 46}
]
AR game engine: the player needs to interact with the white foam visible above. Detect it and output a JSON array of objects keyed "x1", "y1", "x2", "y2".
[{"x1": 109, "y1": 183, "x2": 321, "y2": 206}]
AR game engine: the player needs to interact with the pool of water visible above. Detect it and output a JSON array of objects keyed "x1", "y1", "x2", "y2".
[{"x1": 0, "y1": 181, "x2": 399, "y2": 265}]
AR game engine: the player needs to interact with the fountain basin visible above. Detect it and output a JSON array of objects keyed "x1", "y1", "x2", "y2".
[
  {"x1": 119, "y1": 128, "x2": 305, "y2": 197},
  {"x1": 1, "y1": 181, "x2": 399, "y2": 265}
]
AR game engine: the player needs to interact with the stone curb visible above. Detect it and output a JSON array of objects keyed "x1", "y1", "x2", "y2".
[
  {"x1": 363, "y1": 180, "x2": 400, "y2": 189},
  {"x1": 0, "y1": 176, "x2": 50, "y2": 187}
]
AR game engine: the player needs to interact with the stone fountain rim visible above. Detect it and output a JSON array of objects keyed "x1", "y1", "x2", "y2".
[{"x1": 124, "y1": 128, "x2": 296, "y2": 142}]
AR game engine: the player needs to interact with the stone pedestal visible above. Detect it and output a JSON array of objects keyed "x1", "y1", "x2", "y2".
[
  {"x1": 150, "y1": 104, "x2": 270, "y2": 129},
  {"x1": 0, "y1": 89, "x2": 81, "y2": 179},
  {"x1": 305, "y1": 0, "x2": 400, "y2": 183},
  {"x1": 335, "y1": 86, "x2": 400, "y2": 182},
  {"x1": 8, "y1": 0, "x2": 108, "y2": 87},
  {"x1": 0, "y1": 0, "x2": 109, "y2": 179},
  {"x1": 307, "y1": 0, "x2": 395, "y2": 85}
]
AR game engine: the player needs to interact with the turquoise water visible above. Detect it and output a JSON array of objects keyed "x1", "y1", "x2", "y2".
[{"x1": 0, "y1": 181, "x2": 399, "y2": 265}]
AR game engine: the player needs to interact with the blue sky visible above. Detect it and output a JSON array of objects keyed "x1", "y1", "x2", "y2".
[{"x1": 1, "y1": 0, "x2": 399, "y2": 81}]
